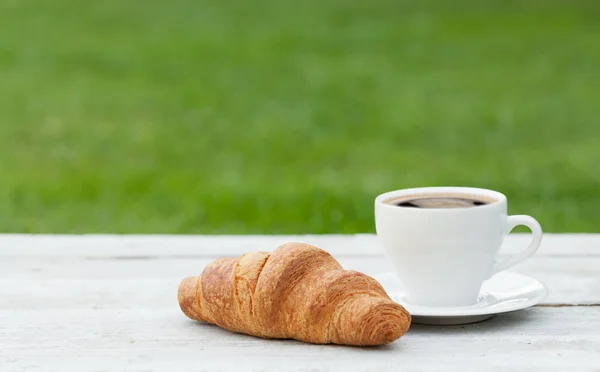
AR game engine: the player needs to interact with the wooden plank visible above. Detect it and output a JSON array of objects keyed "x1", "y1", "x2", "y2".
[
  {"x1": 1, "y1": 235, "x2": 598, "y2": 371},
  {"x1": 1, "y1": 307, "x2": 599, "y2": 371},
  {"x1": 1, "y1": 255, "x2": 599, "y2": 307},
  {"x1": 1, "y1": 253, "x2": 598, "y2": 306},
  {"x1": 1, "y1": 234, "x2": 599, "y2": 257}
]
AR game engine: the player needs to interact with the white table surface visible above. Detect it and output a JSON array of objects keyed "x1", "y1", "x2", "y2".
[{"x1": 1, "y1": 234, "x2": 599, "y2": 371}]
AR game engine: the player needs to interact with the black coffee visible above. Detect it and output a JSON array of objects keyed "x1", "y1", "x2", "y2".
[{"x1": 390, "y1": 196, "x2": 491, "y2": 209}]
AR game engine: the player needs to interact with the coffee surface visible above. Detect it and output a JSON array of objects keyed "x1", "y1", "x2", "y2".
[{"x1": 387, "y1": 194, "x2": 494, "y2": 209}]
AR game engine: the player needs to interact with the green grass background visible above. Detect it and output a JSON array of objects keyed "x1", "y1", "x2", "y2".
[{"x1": 1, "y1": 0, "x2": 598, "y2": 233}]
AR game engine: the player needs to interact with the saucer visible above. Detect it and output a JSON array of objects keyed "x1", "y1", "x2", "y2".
[{"x1": 373, "y1": 271, "x2": 549, "y2": 325}]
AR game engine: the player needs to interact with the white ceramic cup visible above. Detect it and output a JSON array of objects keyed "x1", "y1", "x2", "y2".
[{"x1": 375, "y1": 187, "x2": 542, "y2": 307}]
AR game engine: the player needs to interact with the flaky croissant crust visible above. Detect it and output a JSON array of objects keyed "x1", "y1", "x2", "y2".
[{"x1": 178, "y1": 242, "x2": 410, "y2": 345}]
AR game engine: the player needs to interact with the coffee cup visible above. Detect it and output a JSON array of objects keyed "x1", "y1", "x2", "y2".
[{"x1": 374, "y1": 187, "x2": 542, "y2": 307}]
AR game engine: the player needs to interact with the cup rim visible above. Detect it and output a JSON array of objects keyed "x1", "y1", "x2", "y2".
[{"x1": 375, "y1": 186, "x2": 507, "y2": 212}]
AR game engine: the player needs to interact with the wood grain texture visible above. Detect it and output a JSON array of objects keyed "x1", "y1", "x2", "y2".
[
  {"x1": 1, "y1": 233, "x2": 599, "y2": 257},
  {"x1": 0, "y1": 235, "x2": 599, "y2": 371},
  {"x1": 2, "y1": 308, "x2": 599, "y2": 371},
  {"x1": 1, "y1": 256, "x2": 598, "y2": 307}
]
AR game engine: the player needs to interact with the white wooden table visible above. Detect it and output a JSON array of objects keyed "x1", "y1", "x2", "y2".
[{"x1": 1, "y1": 234, "x2": 599, "y2": 371}]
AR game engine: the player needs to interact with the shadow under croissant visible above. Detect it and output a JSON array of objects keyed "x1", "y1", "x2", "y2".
[
  {"x1": 189, "y1": 321, "x2": 405, "y2": 350},
  {"x1": 188, "y1": 308, "x2": 538, "y2": 347}
]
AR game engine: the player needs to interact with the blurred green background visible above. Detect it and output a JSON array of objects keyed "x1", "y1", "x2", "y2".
[{"x1": 1, "y1": 0, "x2": 599, "y2": 233}]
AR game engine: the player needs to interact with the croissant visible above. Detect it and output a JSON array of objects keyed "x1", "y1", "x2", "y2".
[{"x1": 178, "y1": 242, "x2": 411, "y2": 346}]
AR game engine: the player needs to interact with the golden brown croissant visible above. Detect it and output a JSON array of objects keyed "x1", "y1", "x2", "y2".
[{"x1": 178, "y1": 242, "x2": 411, "y2": 346}]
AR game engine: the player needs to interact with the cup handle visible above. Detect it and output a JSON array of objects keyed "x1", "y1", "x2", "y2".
[{"x1": 489, "y1": 215, "x2": 543, "y2": 277}]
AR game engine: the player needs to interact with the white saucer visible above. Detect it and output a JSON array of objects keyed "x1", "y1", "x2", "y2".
[{"x1": 373, "y1": 271, "x2": 549, "y2": 325}]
